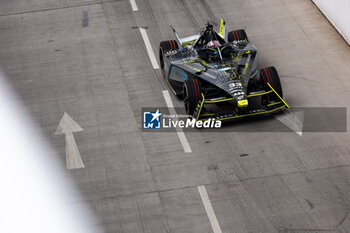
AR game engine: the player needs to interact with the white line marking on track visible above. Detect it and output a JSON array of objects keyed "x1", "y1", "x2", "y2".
[
  {"x1": 162, "y1": 90, "x2": 192, "y2": 153},
  {"x1": 55, "y1": 112, "x2": 85, "y2": 169},
  {"x1": 129, "y1": 0, "x2": 139, "y2": 11},
  {"x1": 275, "y1": 109, "x2": 304, "y2": 136},
  {"x1": 198, "y1": 186, "x2": 223, "y2": 233},
  {"x1": 139, "y1": 28, "x2": 159, "y2": 69}
]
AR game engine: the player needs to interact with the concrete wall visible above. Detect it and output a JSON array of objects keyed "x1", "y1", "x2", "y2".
[{"x1": 312, "y1": 0, "x2": 350, "y2": 45}]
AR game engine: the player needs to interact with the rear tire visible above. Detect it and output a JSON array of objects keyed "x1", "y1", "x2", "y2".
[
  {"x1": 228, "y1": 29, "x2": 248, "y2": 42},
  {"x1": 159, "y1": 40, "x2": 179, "y2": 78},
  {"x1": 260, "y1": 66, "x2": 283, "y2": 98},
  {"x1": 183, "y1": 78, "x2": 202, "y2": 115}
]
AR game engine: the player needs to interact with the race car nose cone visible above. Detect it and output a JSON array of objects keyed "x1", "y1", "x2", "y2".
[{"x1": 237, "y1": 99, "x2": 248, "y2": 108}]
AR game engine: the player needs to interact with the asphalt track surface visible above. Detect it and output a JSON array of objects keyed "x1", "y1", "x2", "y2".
[{"x1": 1, "y1": 0, "x2": 350, "y2": 232}]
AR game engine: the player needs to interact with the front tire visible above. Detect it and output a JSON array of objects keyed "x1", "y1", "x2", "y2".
[
  {"x1": 260, "y1": 66, "x2": 283, "y2": 98},
  {"x1": 183, "y1": 78, "x2": 202, "y2": 115}
]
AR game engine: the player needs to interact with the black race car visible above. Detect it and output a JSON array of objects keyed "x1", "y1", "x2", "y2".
[{"x1": 159, "y1": 19, "x2": 289, "y2": 121}]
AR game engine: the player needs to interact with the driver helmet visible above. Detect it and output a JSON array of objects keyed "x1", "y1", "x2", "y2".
[
  {"x1": 206, "y1": 41, "x2": 220, "y2": 61},
  {"x1": 207, "y1": 40, "x2": 220, "y2": 48}
]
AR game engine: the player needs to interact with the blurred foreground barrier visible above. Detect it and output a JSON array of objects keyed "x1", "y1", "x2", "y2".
[{"x1": 313, "y1": 0, "x2": 350, "y2": 45}]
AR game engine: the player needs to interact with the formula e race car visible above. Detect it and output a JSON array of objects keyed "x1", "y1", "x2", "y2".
[{"x1": 159, "y1": 19, "x2": 289, "y2": 121}]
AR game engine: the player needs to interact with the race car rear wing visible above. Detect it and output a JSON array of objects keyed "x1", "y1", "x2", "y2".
[
  {"x1": 218, "y1": 18, "x2": 226, "y2": 39},
  {"x1": 170, "y1": 18, "x2": 226, "y2": 47},
  {"x1": 170, "y1": 25, "x2": 200, "y2": 47},
  {"x1": 192, "y1": 82, "x2": 290, "y2": 121},
  {"x1": 180, "y1": 35, "x2": 201, "y2": 47}
]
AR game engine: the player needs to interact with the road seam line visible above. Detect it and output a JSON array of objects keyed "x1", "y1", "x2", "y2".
[
  {"x1": 129, "y1": 0, "x2": 139, "y2": 11},
  {"x1": 162, "y1": 90, "x2": 192, "y2": 153},
  {"x1": 0, "y1": 0, "x2": 116, "y2": 17},
  {"x1": 198, "y1": 185, "x2": 223, "y2": 233},
  {"x1": 139, "y1": 28, "x2": 159, "y2": 69}
]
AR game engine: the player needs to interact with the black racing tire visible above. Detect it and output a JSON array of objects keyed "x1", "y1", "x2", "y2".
[
  {"x1": 159, "y1": 40, "x2": 179, "y2": 53},
  {"x1": 183, "y1": 78, "x2": 202, "y2": 115},
  {"x1": 159, "y1": 40, "x2": 179, "y2": 77},
  {"x1": 227, "y1": 29, "x2": 248, "y2": 42},
  {"x1": 260, "y1": 66, "x2": 283, "y2": 98}
]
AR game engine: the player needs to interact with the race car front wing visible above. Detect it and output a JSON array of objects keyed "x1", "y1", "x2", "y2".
[{"x1": 192, "y1": 83, "x2": 290, "y2": 121}]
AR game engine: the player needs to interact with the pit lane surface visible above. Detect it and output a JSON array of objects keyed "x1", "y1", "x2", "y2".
[{"x1": 1, "y1": 0, "x2": 350, "y2": 232}]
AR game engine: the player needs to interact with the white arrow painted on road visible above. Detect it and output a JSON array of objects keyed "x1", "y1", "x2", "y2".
[
  {"x1": 275, "y1": 109, "x2": 304, "y2": 136},
  {"x1": 55, "y1": 112, "x2": 85, "y2": 169}
]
